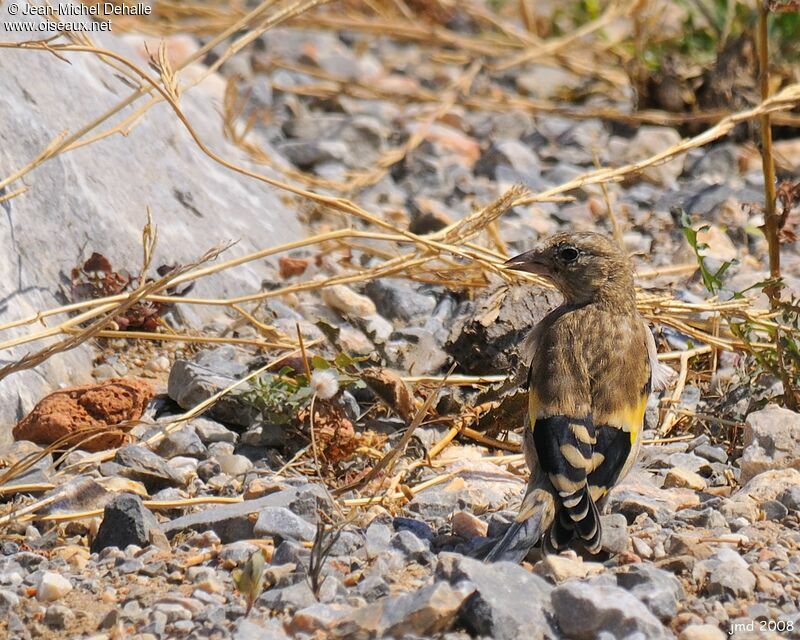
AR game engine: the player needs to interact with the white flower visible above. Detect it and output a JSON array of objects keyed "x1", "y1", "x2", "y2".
[{"x1": 311, "y1": 369, "x2": 339, "y2": 400}]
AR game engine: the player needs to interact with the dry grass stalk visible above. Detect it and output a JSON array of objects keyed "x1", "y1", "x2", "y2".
[{"x1": 756, "y1": 2, "x2": 795, "y2": 409}]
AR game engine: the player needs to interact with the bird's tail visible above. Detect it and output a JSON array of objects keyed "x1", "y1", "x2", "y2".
[
  {"x1": 484, "y1": 488, "x2": 555, "y2": 563},
  {"x1": 547, "y1": 485, "x2": 602, "y2": 554}
]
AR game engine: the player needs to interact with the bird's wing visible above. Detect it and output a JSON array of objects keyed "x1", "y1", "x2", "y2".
[
  {"x1": 530, "y1": 409, "x2": 603, "y2": 552},
  {"x1": 587, "y1": 319, "x2": 652, "y2": 506}
]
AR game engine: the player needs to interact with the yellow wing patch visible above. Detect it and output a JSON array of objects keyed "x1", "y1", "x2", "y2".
[
  {"x1": 528, "y1": 390, "x2": 540, "y2": 432},
  {"x1": 602, "y1": 395, "x2": 648, "y2": 445}
]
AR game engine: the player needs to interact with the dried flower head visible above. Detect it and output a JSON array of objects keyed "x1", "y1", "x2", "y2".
[{"x1": 311, "y1": 370, "x2": 339, "y2": 400}]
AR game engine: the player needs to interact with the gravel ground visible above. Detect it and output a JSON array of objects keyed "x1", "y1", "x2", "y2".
[{"x1": 3, "y1": 3, "x2": 800, "y2": 639}]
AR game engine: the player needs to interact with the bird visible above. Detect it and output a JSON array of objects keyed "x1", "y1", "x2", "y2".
[{"x1": 485, "y1": 232, "x2": 673, "y2": 563}]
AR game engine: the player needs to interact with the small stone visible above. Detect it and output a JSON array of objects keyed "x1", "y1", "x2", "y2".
[
  {"x1": 451, "y1": 511, "x2": 488, "y2": 539},
  {"x1": 391, "y1": 530, "x2": 431, "y2": 564},
  {"x1": 197, "y1": 459, "x2": 221, "y2": 481},
  {"x1": 168, "y1": 456, "x2": 198, "y2": 484},
  {"x1": 115, "y1": 445, "x2": 184, "y2": 491},
  {"x1": 163, "y1": 487, "x2": 331, "y2": 543},
  {"x1": 607, "y1": 471, "x2": 700, "y2": 523},
  {"x1": 632, "y1": 537, "x2": 653, "y2": 559},
  {"x1": 357, "y1": 575, "x2": 389, "y2": 602},
  {"x1": 624, "y1": 126, "x2": 685, "y2": 186},
  {"x1": 761, "y1": 499, "x2": 789, "y2": 521},
  {"x1": 216, "y1": 454, "x2": 253, "y2": 477},
  {"x1": 678, "y1": 624, "x2": 727, "y2": 640},
  {"x1": 321, "y1": 285, "x2": 377, "y2": 317},
  {"x1": 693, "y1": 444, "x2": 728, "y2": 464},
  {"x1": 664, "y1": 467, "x2": 707, "y2": 491},
  {"x1": 98, "y1": 608, "x2": 120, "y2": 629},
  {"x1": 44, "y1": 604, "x2": 75, "y2": 628},
  {"x1": 362, "y1": 315, "x2": 394, "y2": 343},
  {"x1": 155, "y1": 429, "x2": 206, "y2": 459},
  {"x1": 600, "y1": 513, "x2": 629, "y2": 554},
  {"x1": 392, "y1": 517, "x2": 434, "y2": 541},
  {"x1": 667, "y1": 452, "x2": 712, "y2": 476},
  {"x1": 233, "y1": 618, "x2": 291, "y2": 640},
  {"x1": 91, "y1": 493, "x2": 168, "y2": 553},
  {"x1": 287, "y1": 603, "x2": 362, "y2": 637},
  {"x1": 243, "y1": 477, "x2": 284, "y2": 500},
  {"x1": 365, "y1": 522, "x2": 391, "y2": 559},
  {"x1": 36, "y1": 572, "x2": 73, "y2": 602},
  {"x1": 779, "y1": 486, "x2": 800, "y2": 511},
  {"x1": 704, "y1": 551, "x2": 756, "y2": 599},
  {"x1": 379, "y1": 581, "x2": 474, "y2": 638},
  {"x1": 616, "y1": 563, "x2": 684, "y2": 622},
  {"x1": 551, "y1": 581, "x2": 670, "y2": 639},
  {"x1": 152, "y1": 602, "x2": 192, "y2": 623},
  {"x1": 254, "y1": 507, "x2": 316, "y2": 542},
  {"x1": 474, "y1": 139, "x2": 541, "y2": 185},
  {"x1": 533, "y1": 554, "x2": 605, "y2": 584},
  {"x1": 145, "y1": 355, "x2": 170, "y2": 372},
  {"x1": 192, "y1": 417, "x2": 237, "y2": 444},
  {"x1": 168, "y1": 347, "x2": 257, "y2": 427},
  {"x1": 741, "y1": 405, "x2": 800, "y2": 483},
  {"x1": 0, "y1": 589, "x2": 20, "y2": 614},
  {"x1": 259, "y1": 581, "x2": 317, "y2": 614},
  {"x1": 218, "y1": 541, "x2": 259, "y2": 568},
  {"x1": 364, "y1": 279, "x2": 436, "y2": 323}
]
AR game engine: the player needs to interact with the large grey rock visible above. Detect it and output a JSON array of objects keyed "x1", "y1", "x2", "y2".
[
  {"x1": 91, "y1": 493, "x2": 166, "y2": 553},
  {"x1": 168, "y1": 347, "x2": 258, "y2": 426},
  {"x1": 258, "y1": 581, "x2": 318, "y2": 615},
  {"x1": 191, "y1": 417, "x2": 238, "y2": 444},
  {"x1": 253, "y1": 507, "x2": 316, "y2": 542},
  {"x1": 376, "y1": 581, "x2": 474, "y2": 638},
  {"x1": 287, "y1": 582, "x2": 472, "y2": 639},
  {"x1": 741, "y1": 405, "x2": 800, "y2": 483},
  {"x1": 696, "y1": 548, "x2": 756, "y2": 599},
  {"x1": 551, "y1": 581, "x2": 670, "y2": 639},
  {"x1": 162, "y1": 485, "x2": 331, "y2": 542},
  {"x1": 0, "y1": 2, "x2": 302, "y2": 447},
  {"x1": 436, "y1": 553, "x2": 556, "y2": 640},
  {"x1": 615, "y1": 563, "x2": 684, "y2": 622},
  {"x1": 154, "y1": 428, "x2": 206, "y2": 460},
  {"x1": 364, "y1": 279, "x2": 436, "y2": 323},
  {"x1": 0, "y1": 442, "x2": 53, "y2": 487},
  {"x1": 114, "y1": 445, "x2": 184, "y2": 491}
]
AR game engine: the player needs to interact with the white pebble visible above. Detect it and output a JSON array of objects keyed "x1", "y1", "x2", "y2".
[{"x1": 37, "y1": 572, "x2": 73, "y2": 602}]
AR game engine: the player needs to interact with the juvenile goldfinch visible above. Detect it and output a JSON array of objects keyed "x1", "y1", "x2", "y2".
[{"x1": 486, "y1": 232, "x2": 671, "y2": 562}]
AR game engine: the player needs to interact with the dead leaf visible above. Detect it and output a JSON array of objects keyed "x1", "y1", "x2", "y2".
[{"x1": 359, "y1": 367, "x2": 415, "y2": 422}]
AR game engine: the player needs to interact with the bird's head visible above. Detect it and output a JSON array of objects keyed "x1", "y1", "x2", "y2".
[{"x1": 504, "y1": 232, "x2": 635, "y2": 306}]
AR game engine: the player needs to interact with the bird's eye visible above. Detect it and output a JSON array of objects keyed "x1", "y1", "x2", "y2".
[{"x1": 558, "y1": 246, "x2": 579, "y2": 263}]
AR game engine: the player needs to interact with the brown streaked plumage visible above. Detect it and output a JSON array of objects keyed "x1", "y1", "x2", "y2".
[{"x1": 486, "y1": 232, "x2": 669, "y2": 563}]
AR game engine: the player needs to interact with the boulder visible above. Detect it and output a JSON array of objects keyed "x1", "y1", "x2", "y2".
[{"x1": 0, "y1": 4, "x2": 302, "y2": 447}]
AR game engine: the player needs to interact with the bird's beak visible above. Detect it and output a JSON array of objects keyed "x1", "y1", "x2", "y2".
[{"x1": 504, "y1": 249, "x2": 551, "y2": 276}]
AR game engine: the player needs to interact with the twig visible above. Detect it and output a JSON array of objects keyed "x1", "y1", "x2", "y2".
[{"x1": 332, "y1": 363, "x2": 456, "y2": 496}]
